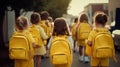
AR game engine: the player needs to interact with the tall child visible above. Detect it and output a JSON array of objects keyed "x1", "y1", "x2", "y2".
[
  {"x1": 39, "y1": 11, "x2": 51, "y2": 57},
  {"x1": 9, "y1": 16, "x2": 35, "y2": 67},
  {"x1": 29, "y1": 12, "x2": 48, "y2": 67},
  {"x1": 48, "y1": 18, "x2": 73, "y2": 67},
  {"x1": 39, "y1": 11, "x2": 51, "y2": 45},
  {"x1": 76, "y1": 12, "x2": 92, "y2": 62}
]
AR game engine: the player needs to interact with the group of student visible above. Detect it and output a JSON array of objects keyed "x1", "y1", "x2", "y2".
[
  {"x1": 71, "y1": 11, "x2": 117, "y2": 67},
  {"x1": 9, "y1": 11, "x2": 52, "y2": 67},
  {"x1": 9, "y1": 10, "x2": 116, "y2": 67}
]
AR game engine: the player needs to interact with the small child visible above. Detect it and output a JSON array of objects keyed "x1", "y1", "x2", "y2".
[
  {"x1": 71, "y1": 17, "x2": 78, "y2": 52},
  {"x1": 29, "y1": 12, "x2": 48, "y2": 67},
  {"x1": 40, "y1": 11, "x2": 51, "y2": 45},
  {"x1": 48, "y1": 16, "x2": 54, "y2": 34},
  {"x1": 87, "y1": 11, "x2": 114, "y2": 67},
  {"x1": 48, "y1": 18, "x2": 73, "y2": 67},
  {"x1": 76, "y1": 12, "x2": 92, "y2": 62},
  {"x1": 11, "y1": 16, "x2": 35, "y2": 67}
]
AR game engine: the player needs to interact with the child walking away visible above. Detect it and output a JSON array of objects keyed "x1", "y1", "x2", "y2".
[
  {"x1": 76, "y1": 12, "x2": 92, "y2": 63},
  {"x1": 71, "y1": 17, "x2": 78, "y2": 52},
  {"x1": 39, "y1": 11, "x2": 51, "y2": 58},
  {"x1": 48, "y1": 16, "x2": 54, "y2": 34},
  {"x1": 87, "y1": 11, "x2": 117, "y2": 67},
  {"x1": 9, "y1": 16, "x2": 35, "y2": 67},
  {"x1": 39, "y1": 11, "x2": 51, "y2": 45},
  {"x1": 29, "y1": 12, "x2": 48, "y2": 67},
  {"x1": 49, "y1": 18, "x2": 73, "y2": 67}
]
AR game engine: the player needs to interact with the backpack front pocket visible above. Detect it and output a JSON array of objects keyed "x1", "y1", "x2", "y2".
[
  {"x1": 95, "y1": 47, "x2": 113, "y2": 58},
  {"x1": 52, "y1": 54, "x2": 68, "y2": 65},
  {"x1": 9, "y1": 48, "x2": 29, "y2": 60}
]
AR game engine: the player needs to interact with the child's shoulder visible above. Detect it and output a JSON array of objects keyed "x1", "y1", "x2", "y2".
[
  {"x1": 80, "y1": 22, "x2": 90, "y2": 26},
  {"x1": 12, "y1": 30, "x2": 27, "y2": 36},
  {"x1": 93, "y1": 28, "x2": 109, "y2": 33},
  {"x1": 40, "y1": 20, "x2": 46, "y2": 24}
]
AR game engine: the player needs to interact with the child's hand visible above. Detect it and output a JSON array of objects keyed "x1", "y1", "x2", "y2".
[
  {"x1": 87, "y1": 41, "x2": 92, "y2": 46},
  {"x1": 32, "y1": 43, "x2": 37, "y2": 48},
  {"x1": 28, "y1": 50, "x2": 34, "y2": 58}
]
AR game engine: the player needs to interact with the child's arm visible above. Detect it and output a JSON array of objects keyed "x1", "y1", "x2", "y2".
[
  {"x1": 39, "y1": 27, "x2": 48, "y2": 39},
  {"x1": 67, "y1": 36, "x2": 74, "y2": 49},
  {"x1": 87, "y1": 40, "x2": 92, "y2": 46},
  {"x1": 47, "y1": 36, "x2": 53, "y2": 49},
  {"x1": 87, "y1": 30, "x2": 94, "y2": 47},
  {"x1": 32, "y1": 42, "x2": 37, "y2": 48}
]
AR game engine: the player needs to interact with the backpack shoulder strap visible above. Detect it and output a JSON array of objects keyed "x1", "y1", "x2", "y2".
[
  {"x1": 75, "y1": 23, "x2": 80, "y2": 40},
  {"x1": 94, "y1": 28, "x2": 112, "y2": 38}
]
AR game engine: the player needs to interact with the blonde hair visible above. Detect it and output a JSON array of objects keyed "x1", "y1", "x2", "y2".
[{"x1": 16, "y1": 16, "x2": 28, "y2": 30}]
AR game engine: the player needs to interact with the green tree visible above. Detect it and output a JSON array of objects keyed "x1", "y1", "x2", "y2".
[
  {"x1": 0, "y1": 0, "x2": 71, "y2": 47},
  {"x1": 33, "y1": 0, "x2": 48, "y2": 12},
  {"x1": 45, "y1": 0, "x2": 71, "y2": 19}
]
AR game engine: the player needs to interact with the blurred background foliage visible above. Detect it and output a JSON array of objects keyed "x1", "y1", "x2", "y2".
[
  {"x1": 0, "y1": 0, "x2": 71, "y2": 46},
  {"x1": 0, "y1": 0, "x2": 71, "y2": 19}
]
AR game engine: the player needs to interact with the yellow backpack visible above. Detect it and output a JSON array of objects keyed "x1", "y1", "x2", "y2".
[
  {"x1": 77, "y1": 23, "x2": 91, "y2": 40},
  {"x1": 29, "y1": 25, "x2": 43, "y2": 47},
  {"x1": 9, "y1": 33, "x2": 30, "y2": 60},
  {"x1": 50, "y1": 36, "x2": 72, "y2": 65},
  {"x1": 92, "y1": 29, "x2": 117, "y2": 62}
]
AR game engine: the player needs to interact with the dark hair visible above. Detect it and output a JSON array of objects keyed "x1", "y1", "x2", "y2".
[
  {"x1": 30, "y1": 12, "x2": 40, "y2": 24},
  {"x1": 74, "y1": 17, "x2": 78, "y2": 23},
  {"x1": 94, "y1": 11, "x2": 108, "y2": 26},
  {"x1": 79, "y1": 13, "x2": 88, "y2": 23},
  {"x1": 52, "y1": 18, "x2": 70, "y2": 36},
  {"x1": 16, "y1": 16, "x2": 28, "y2": 30},
  {"x1": 40, "y1": 11, "x2": 49, "y2": 20}
]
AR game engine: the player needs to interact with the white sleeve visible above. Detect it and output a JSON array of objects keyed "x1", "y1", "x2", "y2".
[
  {"x1": 39, "y1": 27, "x2": 48, "y2": 39},
  {"x1": 67, "y1": 36, "x2": 74, "y2": 49},
  {"x1": 47, "y1": 36, "x2": 53, "y2": 49}
]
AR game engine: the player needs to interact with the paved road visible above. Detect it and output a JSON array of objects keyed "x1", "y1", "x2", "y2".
[
  {"x1": 40, "y1": 51, "x2": 120, "y2": 67},
  {"x1": 0, "y1": 49, "x2": 120, "y2": 67}
]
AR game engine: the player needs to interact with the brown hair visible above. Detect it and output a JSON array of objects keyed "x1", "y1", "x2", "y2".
[
  {"x1": 30, "y1": 12, "x2": 40, "y2": 24},
  {"x1": 74, "y1": 17, "x2": 78, "y2": 23},
  {"x1": 40, "y1": 11, "x2": 49, "y2": 20},
  {"x1": 16, "y1": 16, "x2": 28, "y2": 30},
  {"x1": 79, "y1": 12, "x2": 88, "y2": 23},
  {"x1": 94, "y1": 11, "x2": 108, "y2": 26},
  {"x1": 52, "y1": 18, "x2": 70, "y2": 36}
]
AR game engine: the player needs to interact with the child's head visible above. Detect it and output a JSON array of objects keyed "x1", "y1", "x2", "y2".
[
  {"x1": 30, "y1": 12, "x2": 40, "y2": 24},
  {"x1": 93, "y1": 11, "x2": 108, "y2": 27},
  {"x1": 48, "y1": 16, "x2": 53, "y2": 22},
  {"x1": 79, "y1": 12, "x2": 89, "y2": 23},
  {"x1": 74, "y1": 17, "x2": 78, "y2": 23},
  {"x1": 52, "y1": 18, "x2": 70, "y2": 36},
  {"x1": 40, "y1": 11, "x2": 49, "y2": 20},
  {"x1": 16, "y1": 16, "x2": 28, "y2": 30}
]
